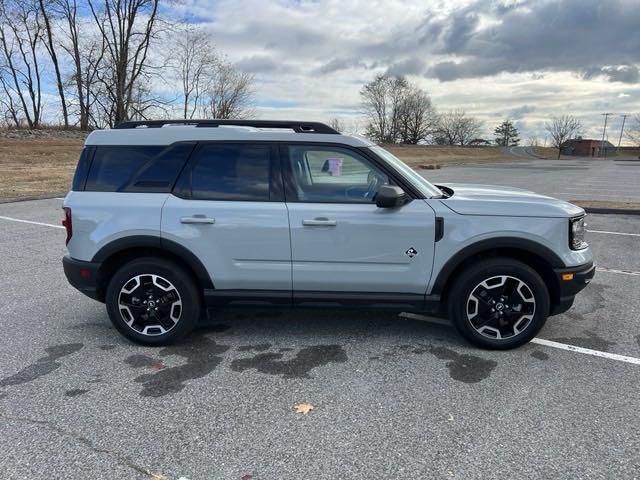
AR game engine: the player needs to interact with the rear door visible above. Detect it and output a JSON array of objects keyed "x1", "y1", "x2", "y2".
[
  {"x1": 161, "y1": 142, "x2": 292, "y2": 295},
  {"x1": 282, "y1": 144, "x2": 436, "y2": 298}
]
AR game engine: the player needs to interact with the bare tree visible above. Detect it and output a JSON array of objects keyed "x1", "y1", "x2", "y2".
[
  {"x1": 361, "y1": 74, "x2": 393, "y2": 142},
  {"x1": 545, "y1": 115, "x2": 583, "y2": 159},
  {"x1": 0, "y1": 0, "x2": 44, "y2": 128},
  {"x1": 78, "y1": 36, "x2": 107, "y2": 128},
  {"x1": 527, "y1": 135, "x2": 540, "y2": 147},
  {"x1": 168, "y1": 24, "x2": 218, "y2": 119},
  {"x1": 87, "y1": 0, "x2": 160, "y2": 126},
  {"x1": 0, "y1": 75, "x2": 18, "y2": 125},
  {"x1": 361, "y1": 73, "x2": 436, "y2": 144},
  {"x1": 38, "y1": 0, "x2": 68, "y2": 127},
  {"x1": 397, "y1": 88, "x2": 438, "y2": 144},
  {"x1": 625, "y1": 114, "x2": 640, "y2": 147},
  {"x1": 51, "y1": 0, "x2": 99, "y2": 130},
  {"x1": 388, "y1": 76, "x2": 409, "y2": 141},
  {"x1": 434, "y1": 110, "x2": 483, "y2": 146},
  {"x1": 203, "y1": 60, "x2": 254, "y2": 119},
  {"x1": 328, "y1": 117, "x2": 344, "y2": 133}
]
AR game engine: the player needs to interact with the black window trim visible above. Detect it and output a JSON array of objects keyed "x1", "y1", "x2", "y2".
[
  {"x1": 278, "y1": 141, "x2": 423, "y2": 204},
  {"x1": 77, "y1": 140, "x2": 423, "y2": 201},
  {"x1": 171, "y1": 140, "x2": 284, "y2": 202}
]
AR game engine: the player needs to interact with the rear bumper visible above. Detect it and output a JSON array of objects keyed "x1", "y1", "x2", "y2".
[
  {"x1": 550, "y1": 261, "x2": 595, "y2": 315},
  {"x1": 63, "y1": 255, "x2": 103, "y2": 301}
]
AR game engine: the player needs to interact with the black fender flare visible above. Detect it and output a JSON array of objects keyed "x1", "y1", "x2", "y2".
[
  {"x1": 430, "y1": 237, "x2": 564, "y2": 296},
  {"x1": 92, "y1": 235, "x2": 213, "y2": 289}
]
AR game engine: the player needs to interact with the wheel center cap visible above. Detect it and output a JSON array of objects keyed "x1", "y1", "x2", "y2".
[
  {"x1": 148, "y1": 300, "x2": 156, "y2": 308},
  {"x1": 495, "y1": 303, "x2": 505, "y2": 311}
]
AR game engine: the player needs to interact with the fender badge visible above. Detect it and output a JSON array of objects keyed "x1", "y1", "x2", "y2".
[{"x1": 405, "y1": 247, "x2": 418, "y2": 258}]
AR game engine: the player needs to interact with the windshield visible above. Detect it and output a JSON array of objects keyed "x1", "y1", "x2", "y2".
[{"x1": 369, "y1": 145, "x2": 443, "y2": 198}]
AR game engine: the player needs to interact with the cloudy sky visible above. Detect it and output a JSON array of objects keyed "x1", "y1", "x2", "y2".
[{"x1": 164, "y1": 0, "x2": 639, "y2": 143}]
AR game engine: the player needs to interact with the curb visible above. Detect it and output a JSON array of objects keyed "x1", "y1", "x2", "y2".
[
  {"x1": 0, "y1": 193, "x2": 66, "y2": 204},
  {"x1": 583, "y1": 207, "x2": 640, "y2": 216}
]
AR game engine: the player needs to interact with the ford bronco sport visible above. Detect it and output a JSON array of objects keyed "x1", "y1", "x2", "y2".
[{"x1": 62, "y1": 119, "x2": 594, "y2": 349}]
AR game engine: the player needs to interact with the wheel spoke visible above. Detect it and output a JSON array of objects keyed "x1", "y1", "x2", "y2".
[{"x1": 471, "y1": 313, "x2": 499, "y2": 329}]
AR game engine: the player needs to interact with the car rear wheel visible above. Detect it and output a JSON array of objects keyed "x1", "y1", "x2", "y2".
[
  {"x1": 448, "y1": 257, "x2": 550, "y2": 349},
  {"x1": 105, "y1": 257, "x2": 201, "y2": 345}
]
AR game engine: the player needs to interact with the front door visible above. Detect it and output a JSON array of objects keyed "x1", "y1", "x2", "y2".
[{"x1": 282, "y1": 144, "x2": 436, "y2": 297}]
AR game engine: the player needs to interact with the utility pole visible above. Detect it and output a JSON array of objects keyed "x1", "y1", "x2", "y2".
[
  {"x1": 601, "y1": 113, "x2": 612, "y2": 158},
  {"x1": 617, "y1": 114, "x2": 628, "y2": 152}
]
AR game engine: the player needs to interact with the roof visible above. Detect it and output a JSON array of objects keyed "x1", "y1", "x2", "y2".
[
  {"x1": 85, "y1": 120, "x2": 374, "y2": 148},
  {"x1": 565, "y1": 138, "x2": 615, "y2": 147}
]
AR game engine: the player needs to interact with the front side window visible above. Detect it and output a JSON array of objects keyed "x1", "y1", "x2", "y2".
[
  {"x1": 286, "y1": 145, "x2": 390, "y2": 203},
  {"x1": 184, "y1": 143, "x2": 271, "y2": 201}
]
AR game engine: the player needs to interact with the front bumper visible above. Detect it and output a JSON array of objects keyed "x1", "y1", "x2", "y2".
[
  {"x1": 550, "y1": 261, "x2": 595, "y2": 315},
  {"x1": 63, "y1": 255, "x2": 103, "y2": 301}
]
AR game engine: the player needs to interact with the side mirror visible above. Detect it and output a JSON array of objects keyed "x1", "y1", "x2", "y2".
[{"x1": 375, "y1": 185, "x2": 408, "y2": 208}]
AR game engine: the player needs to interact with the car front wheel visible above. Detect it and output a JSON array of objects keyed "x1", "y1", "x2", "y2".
[{"x1": 448, "y1": 258, "x2": 550, "y2": 349}]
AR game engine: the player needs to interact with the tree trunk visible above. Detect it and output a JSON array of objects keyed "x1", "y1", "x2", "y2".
[{"x1": 38, "y1": 0, "x2": 68, "y2": 127}]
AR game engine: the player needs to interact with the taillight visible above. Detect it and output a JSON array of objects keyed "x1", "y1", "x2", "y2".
[{"x1": 62, "y1": 207, "x2": 72, "y2": 245}]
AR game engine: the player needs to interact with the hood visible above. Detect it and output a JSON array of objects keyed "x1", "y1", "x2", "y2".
[{"x1": 438, "y1": 183, "x2": 584, "y2": 218}]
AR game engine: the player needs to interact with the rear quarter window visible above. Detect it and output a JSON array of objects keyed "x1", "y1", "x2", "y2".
[
  {"x1": 71, "y1": 146, "x2": 94, "y2": 191},
  {"x1": 84, "y1": 144, "x2": 193, "y2": 192}
]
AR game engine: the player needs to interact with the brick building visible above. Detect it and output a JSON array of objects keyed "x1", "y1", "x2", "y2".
[{"x1": 561, "y1": 138, "x2": 615, "y2": 157}]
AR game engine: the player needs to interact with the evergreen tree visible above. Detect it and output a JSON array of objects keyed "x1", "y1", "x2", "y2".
[{"x1": 494, "y1": 120, "x2": 520, "y2": 146}]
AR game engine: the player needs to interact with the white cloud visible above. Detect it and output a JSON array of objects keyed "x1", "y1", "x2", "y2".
[{"x1": 155, "y1": 0, "x2": 640, "y2": 142}]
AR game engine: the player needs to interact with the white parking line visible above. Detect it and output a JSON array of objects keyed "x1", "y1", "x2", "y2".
[
  {"x1": 0, "y1": 215, "x2": 64, "y2": 230},
  {"x1": 596, "y1": 266, "x2": 640, "y2": 276},
  {"x1": 588, "y1": 229, "x2": 640, "y2": 237},
  {"x1": 531, "y1": 338, "x2": 640, "y2": 366},
  {"x1": 402, "y1": 313, "x2": 640, "y2": 366}
]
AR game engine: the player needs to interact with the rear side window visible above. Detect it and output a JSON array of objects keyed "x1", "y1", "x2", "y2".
[
  {"x1": 84, "y1": 144, "x2": 193, "y2": 192},
  {"x1": 178, "y1": 143, "x2": 272, "y2": 201}
]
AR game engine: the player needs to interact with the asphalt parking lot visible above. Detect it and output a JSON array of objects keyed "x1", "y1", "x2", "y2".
[
  {"x1": 0, "y1": 197, "x2": 639, "y2": 480},
  {"x1": 421, "y1": 156, "x2": 640, "y2": 204}
]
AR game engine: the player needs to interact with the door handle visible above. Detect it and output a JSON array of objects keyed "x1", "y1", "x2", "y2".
[
  {"x1": 302, "y1": 217, "x2": 337, "y2": 227},
  {"x1": 180, "y1": 215, "x2": 215, "y2": 224}
]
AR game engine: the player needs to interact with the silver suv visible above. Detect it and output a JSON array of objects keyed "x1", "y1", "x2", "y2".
[{"x1": 62, "y1": 119, "x2": 594, "y2": 349}]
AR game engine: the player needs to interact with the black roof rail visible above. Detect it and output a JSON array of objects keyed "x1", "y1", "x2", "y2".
[{"x1": 114, "y1": 119, "x2": 340, "y2": 134}]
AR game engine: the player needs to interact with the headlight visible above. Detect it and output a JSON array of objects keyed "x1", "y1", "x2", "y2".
[{"x1": 570, "y1": 216, "x2": 588, "y2": 250}]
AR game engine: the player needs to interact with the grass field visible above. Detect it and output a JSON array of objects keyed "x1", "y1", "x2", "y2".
[
  {"x1": 384, "y1": 145, "x2": 508, "y2": 167},
  {"x1": 0, "y1": 138, "x2": 84, "y2": 201}
]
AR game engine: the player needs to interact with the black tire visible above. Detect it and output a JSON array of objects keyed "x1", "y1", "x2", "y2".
[
  {"x1": 447, "y1": 257, "x2": 550, "y2": 350},
  {"x1": 105, "y1": 257, "x2": 201, "y2": 346}
]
